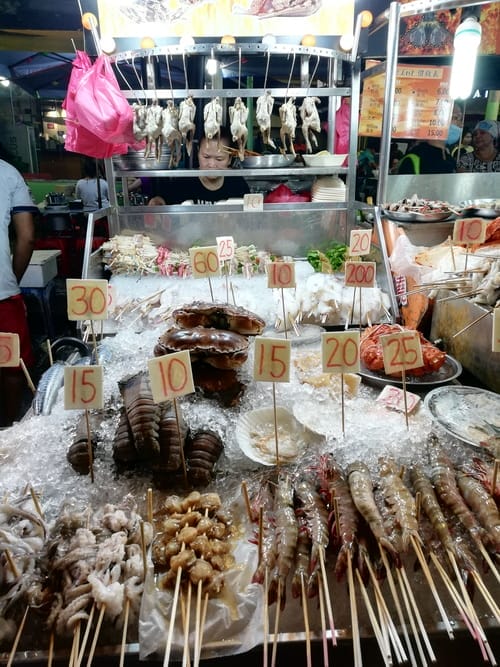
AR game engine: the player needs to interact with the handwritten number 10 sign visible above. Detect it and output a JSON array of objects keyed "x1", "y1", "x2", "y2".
[{"x1": 148, "y1": 350, "x2": 195, "y2": 402}]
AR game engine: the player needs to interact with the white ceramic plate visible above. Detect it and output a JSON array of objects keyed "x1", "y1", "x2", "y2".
[
  {"x1": 235, "y1": 406, "x2": 310, "y2": 465},
  {"x1": 424, "y1": 385, "x2": 500, "y2": 453},
  {"x1": 303, "y1": 153, "x2": 347, "y2": 167}
]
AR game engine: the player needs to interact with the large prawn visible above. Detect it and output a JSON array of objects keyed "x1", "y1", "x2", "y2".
[
  {"x1": 250, "y1": 480, "x2": 277, "y2": 586},
  {"x1": 268, "y1": 474, "x2": 298, "y2": 609},
  {"x1": 378, "y1": 457, "x2": 420, "y2": 552},
  {"x1": 456, "y1": 471, "x2": 500, "y2": 554},
  {"x1": 347, "y1": 461, "x2": 399, "y2": 565}
]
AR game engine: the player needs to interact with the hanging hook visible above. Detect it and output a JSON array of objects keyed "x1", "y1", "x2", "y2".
[
  {"x1": 182, "y1": 51, "x2": 189, "y2": 91},
  {"x1": 238, "y1": 47, "x2": 242, "y2": 89},
  {"x1": 305, "y1": 54, "x2": 320, "y2": 97},
  {"x1": 263, "y1": 50, "x2": 271, "y2": 89},
  {"x1": 115, "y1": 58, "x2": 141, "y2": 104},
  {"x1": 165, "y1": 53, "x2": 174, "y2": 98},
  {"x1": 285, "y1": 51, "x2": 296, "y2": 102}
]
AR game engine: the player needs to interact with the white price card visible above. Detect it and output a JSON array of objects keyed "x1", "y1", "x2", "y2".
[
  {"x1": 321, "y1": 330, "x2": 360, "y2": 374},
  {"x1": 67, "y1": 279, "x2": 109, "y2": 321},
  {"x1": 493, "y1": 308, "x2": 500, "y2": 353},
  {"x1": 216, "y1": 236, "x2": 235, "y2": 262},
  {"x1": 0, "y1": 333, "x2": 20, "y2": 367},
  {"x1": 243, "y1": 193, "x2": 263, "y2": 211},
  {"x1": 344, "y1": 261, "x2": 376, "y2": 288},
  {"x1": 380, "y1": 330, "x2": 423, "y2": 375},
  {"x1": 453, "y1": 218, "x2": 486, "y2": 245},
  {"x1": 148, "y1": 350, "x2": 195, "y2": 402},
  {"x1": 253, "y1": 337, "x2": 291, "y2": 383},
  {"x1": 189, "y1": 246, "x2": 220, "y2": 278},
  {"x1": 64, "y1": 365, "x2": 104, "y2": 410},
  {"x1": 349, "y1": 228, "x2": 373, "y2": 257},
  {"x1": 107, "y1": 284, "x2": 116, "y2": 314},
  {"x1": 267, "y1": 261, "x2": 296, "y2": 289},
  {"x1": 377, "y1": 385, "x2": 421, "y2": 414}
]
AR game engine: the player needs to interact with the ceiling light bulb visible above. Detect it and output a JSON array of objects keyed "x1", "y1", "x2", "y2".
[
  {"x1": 262, "y1": 33, "x2": 276, "y2": 47},
  {"x1": 360, "y1": 10, "x2": 373, "y2": 28},
  {"x1": 206, "y1": 58, "x2": 219, "y2": 76},
  {"x1": 179, "y1": 35, "x2": 195, "y2": 48},
  {"x1": 0, "y1": 76, "x2": 10, "y2": 88},
  {"x1": 449, "y1": 17, "x2": 482, "y2": 100},
  {"x1": 100, "y1": 36, "x2": 116, "y2": 54},
  {"x1": 339, "y1": 33, "x2": 354, "y2": 52}
]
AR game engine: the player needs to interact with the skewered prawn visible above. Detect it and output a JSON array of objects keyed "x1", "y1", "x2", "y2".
[
  {"x1": 251, "y1": 481, "x2": 277, "y2": 585},
  {"x1": 268, "y1": 474, "x2": 298, "y2": 609},
  {"x1": 456, "y1": 471, "x2": 500, "y2": 554},
  {"x1": 291, "y1": 513, "x2": 311, "y2": 600},
  {"x1": 347, "y1": 461, "x2": 399, "y2": 564},
  {"x1": 378, "y1": 457, "x2": 420, "y2": 552}
]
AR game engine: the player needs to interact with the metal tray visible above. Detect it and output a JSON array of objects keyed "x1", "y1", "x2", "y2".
[
  {"x1": 358, "y1": 354, "x2": 462, "y2": 390},
  {"x1": 382, "y1": 209, "x2": 453, "y2": 223},
  {"x1": 458, "y1": 199, "x2": 500, "y2": 219},
  {"x1": 240, "y1": 154, "x2": 296, "y2": 168}
]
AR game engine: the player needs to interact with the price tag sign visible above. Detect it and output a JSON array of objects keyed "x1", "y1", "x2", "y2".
[
  {"x1": 349, "y1": 229, "x2": 372, "y2": 257},
  {"x1": 148, "y1": 350, "x2": 195, "y2": 402},
  {"x1": 243, "y1": 193, "x2": 263, "y2": 211},
  {"x1": 380, "y1": 330, "x2": 423, "y2": 375},
  {"x1": 0, "y1": 333, "x2": 20, "y2": 367},
  {"x1": 493, "y1": 308, "x2": 500, "y2": 353},
  {"x1": 216, "y1": 236, "x2": 235, "y2": 262},
  {"x1": 267, "y1": 261, "x2": 296, "y2": 289},
  {"x1": 453, "y1": 218, "x2": 486, "y2": 245},
  {"x1": 253, "y1": 337, "x2": 291, "y2": 383},
  {"x1": 344, "y1": 261, "x2": 376, "y2": 288},
  {"x1": 321, "y1": 330, "x2": 360, "y2": 374},
  {"x1": 107, "y1": 284, "x2": 116, "y2": 314},
  {"x1": 189, "y1": 246, "x2": 220, "y2": 278},
  {"x1": 67, "y1": 279, "x2": 109, "y2": 321},
  {"x1": 64, "y1": 365, "x2": 104, "y2": 410}
]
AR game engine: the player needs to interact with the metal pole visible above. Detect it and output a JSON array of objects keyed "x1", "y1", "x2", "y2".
[{"x1": 376, "y1": 1, "x2": 400, "y2": 207}]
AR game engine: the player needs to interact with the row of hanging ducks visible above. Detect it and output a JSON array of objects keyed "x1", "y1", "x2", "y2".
[{"x1": 132, "y1": 93, "x2": 322, "y2": 167}]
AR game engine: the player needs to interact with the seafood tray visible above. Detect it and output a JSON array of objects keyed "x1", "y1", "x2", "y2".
[
  {"x1": 358, "y1": 354, "x2": 462, "y2": 390},
  {"x1": 383, "y1": 194, "x2": 453, "y2": 222},
  {"x1": 459, "y1": 199, "x2": 500, "y2": 218}
]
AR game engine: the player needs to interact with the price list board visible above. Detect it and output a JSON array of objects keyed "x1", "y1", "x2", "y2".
[{"x1": 360, "y1": 64, "x2": 453, "y2": 140}]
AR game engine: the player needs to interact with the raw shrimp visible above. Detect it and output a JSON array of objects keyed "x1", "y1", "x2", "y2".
[
  {"x1": 347, "y1": 461, "x2": 399, "y2": 564},
  {"x1": 291, "y1": 513, "x2": 311, "y2": 599},
  {"x1": 378, "y1": 457, "x2": 419, "y2": 552},
  {"x1": 456, "y1": 472, "x2": 500, "y2": 554},
  {"x1": 269, "y1": 474, "x2": 298, "y2": 608},
  {"x1": 251, "y1": 481, "x2": 277, "y2": 585}
]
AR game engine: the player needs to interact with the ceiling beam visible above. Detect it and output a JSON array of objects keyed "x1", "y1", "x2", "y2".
[{"x1": 0, "y1": 29, "x2": 83, "y2": 52}]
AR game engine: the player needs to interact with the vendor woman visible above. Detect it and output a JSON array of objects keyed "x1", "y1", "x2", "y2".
[{"x1": 150, "y1": 127, "x2": 249, "y2": 205}]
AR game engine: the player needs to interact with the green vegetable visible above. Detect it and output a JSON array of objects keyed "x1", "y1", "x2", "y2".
[{"x1": 307, "y1": 244, "x2": 348, "y2": 272}]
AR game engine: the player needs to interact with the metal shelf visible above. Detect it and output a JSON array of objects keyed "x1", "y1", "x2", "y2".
[
  {"x1": 122, "y1": 87, "x2": 351, "y2": 101},
  {"x1": 112, "y1": 166, "x2": 349, "y2": 178}
]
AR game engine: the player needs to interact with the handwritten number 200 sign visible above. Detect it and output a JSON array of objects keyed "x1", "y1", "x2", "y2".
[
  {"x1": 64, "y1": 365, "x2": 104, "y2": 410},
  {"x1": 349, "y1": 229, "x2": 372, "y2": 257},
  {"x1": 380, "y1": 331, "x2": 423, "y2": 375},
  {"x1": 253, "y1": 337, "x2": 291, "y2": 383},
  {"x1": 67, "y1": 279, "x2": 109, "y2": 321},
  {"x1": 148, "y1": 350, "x2": 195, "y2": 403},
  {"x1": 344, "y1": 261, "x2": 376, "y2": 288},
  {"x1": 189, "y1": 246, "x2": 220, "y2": 278},
  {"x1": 322, "y1": 331, "x2": 360, "y2": 374},
  {"x1": 0, "y1": 333, "x2": 20, "y2": 367}
]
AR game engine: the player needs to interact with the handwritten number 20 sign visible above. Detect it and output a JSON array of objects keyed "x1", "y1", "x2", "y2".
[{"x1": 322, "y1": 331, "x2": 360, "y2": 374}]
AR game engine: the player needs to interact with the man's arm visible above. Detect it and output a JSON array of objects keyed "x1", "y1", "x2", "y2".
[{"x1": 11, "y1": 211, "x2": 35, "y2": 282}]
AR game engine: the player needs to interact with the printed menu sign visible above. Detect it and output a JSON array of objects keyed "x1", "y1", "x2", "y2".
[{"x1": 360, "y1": 64, "x2": 453, "y2": 140}]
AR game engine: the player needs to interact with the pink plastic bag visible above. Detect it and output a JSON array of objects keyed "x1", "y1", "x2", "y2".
[
  {"x1": 73, "y1": 54, "x2": 135, "y2": 145},
  {"x1": 63, "y1": 51, "x2": 129, "y2": 158}
]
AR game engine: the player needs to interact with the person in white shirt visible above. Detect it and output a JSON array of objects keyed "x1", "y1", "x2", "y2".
[{"x1": 75, "y1": 159, "x2": 110, "y2": 211}]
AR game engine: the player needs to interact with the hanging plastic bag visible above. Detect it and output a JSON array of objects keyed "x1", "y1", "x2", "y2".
[
  {"x1": 73, "y1": 54, "x2": 136, "y2": 145},
  {"x1": 63, "y1": 51, "x2": 129, "y2": 158}
]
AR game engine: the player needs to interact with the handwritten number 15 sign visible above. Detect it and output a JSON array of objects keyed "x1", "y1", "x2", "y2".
[
  {"x1": 253, "y1": 337, "x2": 291, "y2": 383},
  {"x1": 64, "y1": 365, "x2": 104, "y2": 410}
]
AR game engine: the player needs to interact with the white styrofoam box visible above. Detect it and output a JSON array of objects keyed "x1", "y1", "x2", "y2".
[{"x1": 19, "y1": 249, "x2": 61, "y2": 288}]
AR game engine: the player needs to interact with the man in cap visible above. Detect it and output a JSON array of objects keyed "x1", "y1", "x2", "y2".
[{"x1": 458, "y1": 119, "x2": 500, "y2": 172}]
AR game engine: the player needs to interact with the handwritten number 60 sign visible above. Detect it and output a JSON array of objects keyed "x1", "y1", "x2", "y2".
[
  {"x1": 380, "y1": 330, "x2": 423, "y2": 375},
  {"x1": 148, "y1": 350, "x2": 195, "y2": 402},
  {"x1": 0, "y1": 333, "x2": 20, "y2": 367},
  {"x1": 67, "y1": 279, "x2": 109, "y2": 321},
  {"x1": 189, "y1": 246, "x2": 220, "y2": 278},
  {"x1": 253, "y1": 337, "x2": 291, "y2": 383},
  {"x1": 322, "y1": 331, "x2": 360, "y2": 374}
]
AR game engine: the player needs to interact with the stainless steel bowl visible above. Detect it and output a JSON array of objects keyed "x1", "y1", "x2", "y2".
[
  {"x1": 113, "y1": 145, "x2": 172, "y2": 171},
  {"x1": 459, "y1": 199, "x2": 500, "y2": 218},
  {"x1": 240, "y1": 154, "x2": 296, "y2": 169}
]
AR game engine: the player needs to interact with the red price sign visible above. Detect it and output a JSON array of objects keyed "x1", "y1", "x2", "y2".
[
  {"x1": 267, "y1": 261, "x2": 296, "y2": 289},
  {"x1": 492, "y1": 308, "x2": 500, "y2": 353},
  {"x1": 349, "y1": 229, "x2": 372, "y2": 257},
  {"x1": 67, "y1": 279, "x2": 109, "y2": 321},
  {"x1": 344, "y1": 261, "x2": 376, "y2": 288},
  {"x1": 243, "y1": 193, "x2": 263, "y2": 211},
  {"x1": 380, "y1": 330, "x2": 423, "y2": 375},
  {"x1": 216, "y1": 236, "x2": 235, "y2": 262},
  {"x1": 321, "y1": 330, "x2": 360, "y2": 374},
  {"x1": 453, "y1": 218, "x2": 486, "y2": 245},
  {"x1": 107, "y1": 284, "x2": 116, "y2": 313},
  {"x1": 253, "y1": 337, "x2": 291, "y2": 383},
  {"x1": 64, "y1": 365, "x2": 104, "y2": 410},
  {"x1": 189, "y1": 246, "x2": 220, "y2": 278},
  {"x1": 148, "y1": 350, "x2": 195, "y2": 402},
  {"x1": 0, "y1": 333, "x2": 20, "y2": 368}
]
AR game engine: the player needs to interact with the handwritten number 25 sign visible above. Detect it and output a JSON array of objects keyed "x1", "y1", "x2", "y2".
[{"x1": 380, "y1": 330, "x2": 423, "y2": 376}]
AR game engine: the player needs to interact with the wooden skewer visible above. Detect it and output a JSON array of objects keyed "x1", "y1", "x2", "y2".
[
  {"x1": 147, "y1": 487, "x2": 153, "y2": 524},
  {"x1": 318, "y1": 548, "x2": 336, "y2": 647},
  {"x1": 195, "y1": 592, "x2": 209, "y2": 666},
  {"x1": 182, "y1": 583, "x2": 192, "y2": 667},
  {"x1": 119, "y1": 598, "x2": 130, "y2": 667},
  {"x1": 4, "y1": 549, "x2": 19, "y2": 578},
  {"x1": 300, "y1": 573, "x2": 312, "y2": 667},
  {"x1": 317, "y1": 571, "x2": 329, "y2": 667},
  {"x1": 29, "y1": 485, "x2": 44, "y2": 519},
  {"x1": 470, "y1": 569, "x2": 500, "y2": 623},
  {"x1": 395, "y1": 567, "x2": 431, "y2": 667},
  {"x1": 140, "y1": 520, "x2": 148, "y2": 577},
  {"x1": 47, "y1": 631, "x2": 55, "y2": 667},
  {"x1": 6, "y1": 605, "x2": 29, "y2": 667},
  {"x1": 19, "y1": 358, "x2": 36, "y2": 394},
  {"x1": 355, "y1": 568, "x2": 392, "y2": 667},
  {"x1": 193, "y1": 580, "x2": 203, "y2": 667},
  {"x1": 163, "y1": 558, "x2": 184, "y2": 667},
  {"x1": 477, "y1": 542, "x2": 500, "y2": 585},
  {"x1": 263, "y1": 567, "x2": 270, "y2": 667},
  {"x1": 452, "y1": 310, "x2": 491, "y2": 338},
  {"x1": 241, "y1": 480, "x2": 253, "y2": 522},
  {"x1": 85, "y1": 603, "x2": 106, "y2": 667},
  {"x1": 70, "y1": 621, "x2": 80, "y2": 667},
  {"x1": 347, "y1": 551, "x2": 362, "y2": 667},
  {"x1": 271, "y1": 577, "x2": 282, "y2": 667},
  {"x1": 410, "y1": 536, "x2": 454, "y2": 639},
  {"x1": 76, "y1": 602, "x2": 96, "y2": 667},
  {"x1": 398, "y1": 565, "x2": 436, "y2": 663},
  {"x1": 47, "y1": 338, "x2": 54, "y2": 366}
]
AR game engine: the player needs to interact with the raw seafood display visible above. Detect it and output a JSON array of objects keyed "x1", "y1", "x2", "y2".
[
  {"x1": 384, "y1": 193, "x2": 452, "y2": 215},
  {"x1": 360, "y1": 323, "x2": 447, "y2": 376}
]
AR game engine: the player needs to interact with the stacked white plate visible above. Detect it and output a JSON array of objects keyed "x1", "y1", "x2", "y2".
[{"x1": 311, "y1": 176, "x2": 346, "y2": 202}]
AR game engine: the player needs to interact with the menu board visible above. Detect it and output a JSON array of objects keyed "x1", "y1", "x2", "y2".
[{"x1": 359, "y1": 64, "x2": 453, "y2": 140}]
